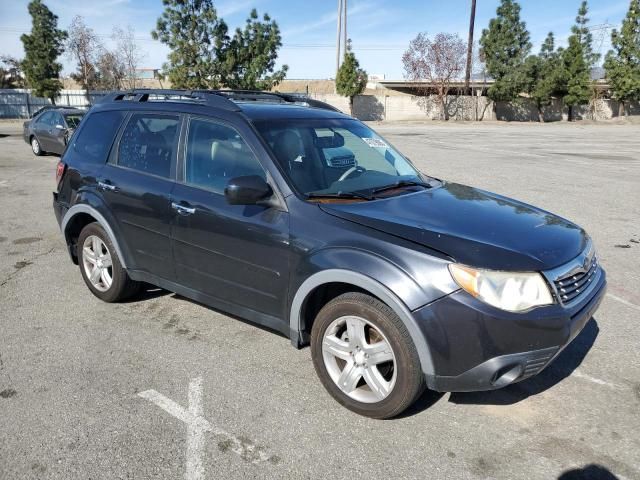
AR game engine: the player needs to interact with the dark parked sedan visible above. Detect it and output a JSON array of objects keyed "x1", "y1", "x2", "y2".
[{"x1": 23, "y1": 107, "x2": 85, "y2": 156}]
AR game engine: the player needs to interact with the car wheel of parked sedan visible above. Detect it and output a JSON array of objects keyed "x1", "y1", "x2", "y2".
[
  {"x1": 31, "y1": 136, "x2": 43, "y2": 156},
  {"x1": 311, "y1": 292, "x2": 425, "y2": 419},
  {"x1": 77, "y1": 222, "x2": 140, "y2": 302}
]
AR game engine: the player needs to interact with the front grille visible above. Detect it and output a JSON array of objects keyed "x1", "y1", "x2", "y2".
[{"x1": 553, "y1": 254, "x2": 599, "y2": 304}]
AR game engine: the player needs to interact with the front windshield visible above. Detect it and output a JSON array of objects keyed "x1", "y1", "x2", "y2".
[
  {"x1": 65, "y1": 114, "x2": 83, "y2": 129},
  {"x1": 254, "y1": 118, "x2": 425, "y2": 199}
]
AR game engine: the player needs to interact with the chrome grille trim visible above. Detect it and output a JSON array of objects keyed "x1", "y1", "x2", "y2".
[{"x1": 543, "y1": 240, "x2": 601, "y2": 307}]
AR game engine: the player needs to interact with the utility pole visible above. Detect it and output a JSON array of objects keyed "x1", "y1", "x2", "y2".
[
  {"x1": 336, "y1": 0, "x2": 343, "y2": 82},
  {"x1": 464, "y1": 0, "x2": 477, "y2": 95},
  {"x1": 343, "y1": 0, "x2": 348, "y2": 55}
]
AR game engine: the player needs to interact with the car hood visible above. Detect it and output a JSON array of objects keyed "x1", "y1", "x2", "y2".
[{"x1": 319, "y1": 182, "x2": 588, "y2": 271}]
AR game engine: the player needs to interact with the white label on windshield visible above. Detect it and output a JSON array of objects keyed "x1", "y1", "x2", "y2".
[{"x1": 362, "y1": 137, "x2": 388, "y2": 148}]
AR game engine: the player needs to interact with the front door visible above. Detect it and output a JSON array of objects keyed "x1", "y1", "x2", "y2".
[
  {"x1": 34, "y1": 111, "x2": 56, "y2": 151},
  {"x1": 99, "y1": 111, "x2": 181, "y2": 280},
  {"x1": 170, "y1": 116, "x2": 290, "y2": 320}
]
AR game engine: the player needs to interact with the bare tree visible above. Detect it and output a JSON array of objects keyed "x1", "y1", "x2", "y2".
[
  {"x1": 66, "y1": 16, "x2": 102, "y2": 100},
  {"x1": 112, "y1": 26, "x2": 145, "y2": 89},
  {"x1": 96, "y1": 50, "x2": 125, "y2": 90},
  {"x1": 402, "y1": 32, "x2": 467, "y2": 120},
  {"x1": 0, "y1": 55, "x2": 24, "y2": 88}
]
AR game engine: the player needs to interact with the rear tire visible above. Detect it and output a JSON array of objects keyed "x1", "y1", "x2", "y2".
[
  {"x1": 77, "y1": 222, "x2": 140, "y2": 302},
  {"x1": 31, "y1": 136, "x2": 43, "y2": 156},
  {"x1": 311, "y1": 292, "x2": 425, "y2": 419}
]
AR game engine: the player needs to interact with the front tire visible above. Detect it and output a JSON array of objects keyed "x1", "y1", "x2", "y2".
[
  {"x1": 31, "y1": 136, "x2": 43, "y2": 156},
  {"x1": 77, "y1": 222, "x2": 140, "y2": 302},
  {"x1": 311, "y1": 292, "x2": 425, "y2": 419}
]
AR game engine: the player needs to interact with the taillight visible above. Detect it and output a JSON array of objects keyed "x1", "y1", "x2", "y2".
[{"x1": 55, "y1": 161, "x2": 66, "y2": 187}]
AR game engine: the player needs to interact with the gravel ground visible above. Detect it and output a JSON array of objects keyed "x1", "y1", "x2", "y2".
[{"x1": 0, "y1": 120, "x2": 639, "y2": 480}]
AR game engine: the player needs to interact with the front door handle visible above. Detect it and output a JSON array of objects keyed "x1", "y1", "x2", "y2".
[
  {"x1": 98, "y1": 181, "x2": 117, "y2": 192},
  {"x1": 171, "y1": 202, "x2": 196, "y2": 215}
]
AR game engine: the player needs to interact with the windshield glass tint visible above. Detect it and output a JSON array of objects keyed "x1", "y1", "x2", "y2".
[
  {"x1": 65, "y1": 114, "x2": 83, "y2": 128},
  {"x1": 254, "y1": 119, "x2": 423, "y2": 197}
]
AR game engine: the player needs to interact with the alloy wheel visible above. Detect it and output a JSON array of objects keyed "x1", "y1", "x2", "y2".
[
  {"x1": 82, "y1": 235, "x2": 113, "y2": 292},
  {"x1": 322, "y1": 315, "x2": 397, "y2": 403},
  {"x1": 31, "y1": 138, "x2": 40, "y2": 155}
]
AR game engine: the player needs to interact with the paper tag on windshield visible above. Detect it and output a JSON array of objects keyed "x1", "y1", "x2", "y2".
[{"x1": 362, "y1": 137, "x2": 388, "y2": 148}]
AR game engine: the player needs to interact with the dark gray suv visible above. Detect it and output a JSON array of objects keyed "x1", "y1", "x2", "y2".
[{"x1": 53, "y1": 90, "x2": 606, "y2": 418}]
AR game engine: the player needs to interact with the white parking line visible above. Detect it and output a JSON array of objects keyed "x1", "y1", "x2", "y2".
[
  {"x1": 139, "y1": 377, "x2": 271, "y2": 480},
  {"x1": 571, "y1": 369, "x2": 621, "y2": 390},
  {"x1": 607, "y1": 293, "x2": 640, "y2": 312}
]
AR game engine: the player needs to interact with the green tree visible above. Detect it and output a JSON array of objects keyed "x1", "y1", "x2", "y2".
[
  {"x1": 151, "y1": 0, "x2": 228, "y2": 89},
  {"x1": 561, "y1": 1, "x2": 600, "y2": 120},
  {"x1": 219, "y1": 9, "x2": 288, "y2": 90},
  {"x1": 523, "y1": 32, "x2": 563, "y2": 122},
  {"x1": 335, "y1": 40, "x2": 367, "y2": 116},
  {"x1": 479, "y1": 0, "x2": 531, "y2": 108},
  {"x1": 604, "y1": 0, "x2": 640, "y2": 116},
  {"x1": 20, "y1": 0, "x2": 66, "y2": 103}
]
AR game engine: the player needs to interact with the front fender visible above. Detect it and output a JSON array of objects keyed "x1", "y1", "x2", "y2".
[{"x1": 289, "y1": 248, "x2": 457, "y2": 376}]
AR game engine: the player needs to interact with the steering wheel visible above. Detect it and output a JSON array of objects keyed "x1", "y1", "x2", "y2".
[{"x1": 338, "y1": 165, "x2": 366, "y2": 182}]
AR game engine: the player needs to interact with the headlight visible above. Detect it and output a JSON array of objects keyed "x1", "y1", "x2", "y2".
[{"x1": 448, "y1": 264, "x2": 554, "y2": 312}]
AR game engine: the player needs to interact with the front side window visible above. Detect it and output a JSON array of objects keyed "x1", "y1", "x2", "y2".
[
  {"x1": 254, "y1": 118, "x2": 424, "y2": 199},
  {"x1": 51, "y1": 112, "x2": 63, "y2": 127},
  {"x1": 117, "y1": 113, "x2": 180, "y2": 178},
  {"x1": 184, "y1": 118, "x2": 265, "y2": 193},
  {"x1": 69, "y1": 110, "x2": 126, "y2": 164},
  {"x1": 37, "y1": 111, "x2": 55, "y2": 126}
]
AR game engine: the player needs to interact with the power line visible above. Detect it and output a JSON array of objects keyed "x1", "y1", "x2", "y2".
[{"x1": 0, "y1": 28, "x2": 408, "y2": 50}]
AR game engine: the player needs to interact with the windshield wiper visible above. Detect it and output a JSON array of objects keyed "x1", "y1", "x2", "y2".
[
  {"x1": 370, "y1": 180, "x2": 432, "y2": 196},
  {"x1": 306, "y1": 191, "x2": 373, "y2": 201}
]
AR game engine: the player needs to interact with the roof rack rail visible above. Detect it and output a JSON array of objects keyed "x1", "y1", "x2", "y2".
[
  {"x1": 96, "y1": 88, "x2": 341, "y2": 113},
  {"x1": 97, "y1": 89, "x2": 241, "y2": 111},
  {"x1": 206, "y1": 90, "x2": 342, "y2": 112}
]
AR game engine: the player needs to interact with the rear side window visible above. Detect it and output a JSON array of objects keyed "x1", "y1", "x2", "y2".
[
  {"x1": 70, "y1": 110, "x2": 126, "y2": 164},
  {"x1": 117, "y1": 113, "x2": 180, "y2": 179}
]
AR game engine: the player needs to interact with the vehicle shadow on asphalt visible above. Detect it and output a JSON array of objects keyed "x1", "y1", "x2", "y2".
[
  {"x1": 558, "y1": 463, "x2": 619, "y2": 479},
  {"x1": 448, "y1": 318, "x2": 600, "y2": 406},
  {"x1": 121, "y1": 284, "x2": 171, "y2": 303}
]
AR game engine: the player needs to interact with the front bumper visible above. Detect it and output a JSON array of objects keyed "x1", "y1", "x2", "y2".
[{"x1": 417, "y1": 267, "x2": 606, "y2": 392}]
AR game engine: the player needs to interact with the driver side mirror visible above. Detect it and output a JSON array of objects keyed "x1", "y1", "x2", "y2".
[
  {"x1": 55, "y1": 124, "x2": 65, "y2": 130},
  {"x1": 224, "y1": 175, "x2": 273, "y2": 206}
]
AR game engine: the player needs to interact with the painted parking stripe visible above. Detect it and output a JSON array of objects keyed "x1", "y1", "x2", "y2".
[
  {"x1": 139, "y1": 376, "x2": 272, "y2": 480},
  {"x1": 606, "y1": 293, "x2": 640, "y2": 312},
  {"x1": 571, "y1": 369, "x2": 621, "y2": 390}
]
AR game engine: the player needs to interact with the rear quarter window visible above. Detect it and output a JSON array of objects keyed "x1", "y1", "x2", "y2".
[{"x1": 67, "y1": 110, "x2": 126, "y2": 164}]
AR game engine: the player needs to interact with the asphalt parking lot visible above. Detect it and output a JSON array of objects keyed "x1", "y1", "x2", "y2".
[{"x1": 1, "y1": 120, "x2": 639, "y2": 480}]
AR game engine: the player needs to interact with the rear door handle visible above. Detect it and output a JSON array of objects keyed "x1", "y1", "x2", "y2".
[
  {"x1": 171, "y1": 202, "x2": 196, "y2": 215},
  {"x1": 98, "y1": 181, "x2": 117, "y2": 192}
]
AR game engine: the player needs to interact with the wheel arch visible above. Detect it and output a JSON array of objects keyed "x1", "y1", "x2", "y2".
[
  {"x1": 289, "y1": 269, "x2": 435, "y2": 376},
  {"x1": 61, "y1": 204, "x2": 129, "y2": 268}
]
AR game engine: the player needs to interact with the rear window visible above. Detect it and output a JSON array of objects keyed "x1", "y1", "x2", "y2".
[
  {"x1": 69, "y1": 110, "x2": 125, "y2": 164},
  {"x1": 117, "y1": 113, "x2": 180, "y2": 179}
]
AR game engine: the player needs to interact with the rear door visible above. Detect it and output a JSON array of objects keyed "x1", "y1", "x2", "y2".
[
  {"x1": 170, "y1": 115, "x2": 290, "y2": 319},
  {"x1": 99, "y1": 111, "x2": 181, "y2": 280}
]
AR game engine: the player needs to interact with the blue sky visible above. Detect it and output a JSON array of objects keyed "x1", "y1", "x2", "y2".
[{"x1": 0, "y1": 0, "x2": 633, "y2": 79}]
